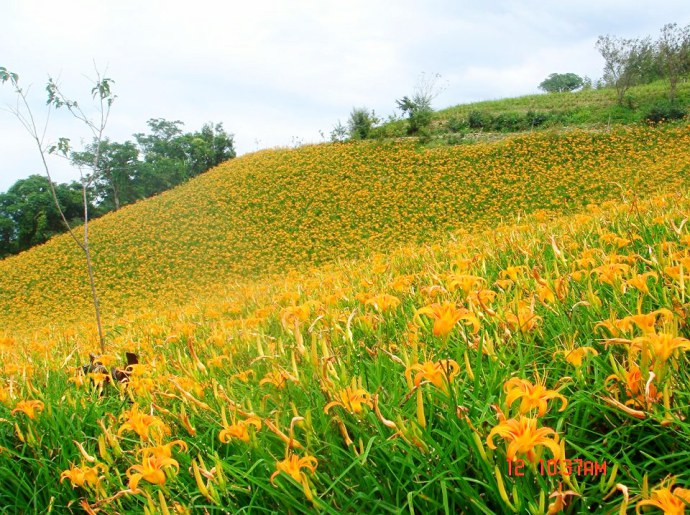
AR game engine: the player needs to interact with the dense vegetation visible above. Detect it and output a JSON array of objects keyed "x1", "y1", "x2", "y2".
[
  {"x1": 1, "y1": 179, "x2": 689, "y2": 513},
  {"x1": 1, "y1": 20, "x2": 690, "y2": 515},
  {"x1": 1, "y1": 123, "x2": 689, "y2": 335},
  {"x1": 0, "y1": 118, "x2": 234, "y2": 258}
]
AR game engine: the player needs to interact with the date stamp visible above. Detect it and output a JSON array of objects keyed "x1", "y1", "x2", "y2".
[{"x1": 507, "y1": 458, "x2": 607, "y2": 477}]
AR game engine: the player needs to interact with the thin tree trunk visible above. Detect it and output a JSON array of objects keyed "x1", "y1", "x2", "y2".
[
  {"x1": 81, "y1": 179, "x2": 105, "y2": 351},
  {"x1": 113, "y1": 184, "x2": 121, "y2": 211},
  {"x1": 4, "y1": 68, "x2": 111, "y2": 353}
]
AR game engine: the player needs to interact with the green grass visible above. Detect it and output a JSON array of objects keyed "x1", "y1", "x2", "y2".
[{"x1": 372, "y1": 80, "x2": 690, "y2": 141}]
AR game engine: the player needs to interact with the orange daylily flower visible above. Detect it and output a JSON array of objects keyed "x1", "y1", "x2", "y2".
[
  {"x1": 537, "y1": 283, "x2": 556, "y2": 304},
  {"x1": 390, "y1": 274, "x2": 415, "y2": 292},
  {"x1": 596, "y1": 308, "x2": 674, "y2": 337},
  {"x1": 504, "y1": 301, "x2": 541, "y2": 332},
  {"x1": 280, "y1": 304, "x2": 312, "y2": 329},
  {"x1": 365, "y1": 294, "x2": 401, "y2": 312},
  {"x1": 60, "y1": 462, "x2": 108, "y2": 489},
  {"x1": 574, "y1": 248, "x2": 600, "y2": 269},
  {"x1": 139, "y1": 440, "x2": 188, "y2": 459},
  {"x1": 11, "y1": 399, "x2": 44, "y2": 420},
  {"x1": 260, "y1": 369, "x2": 298, "y2": 389},
  {"x1": 503, "y1": 378, "x2": 567, "y2": 416},
  {"x1": 554, "y1": 346, "x2": 598, "y2": 368},
  {"x1": 324, "y1": 382, "x2": 373, "y2": 415},
  {"x1": 232, "y1": 369, "x2": 255, "y2": 382},
  {"x1": 500, "y1": 266, "x2": 528, "y2": 282},
  {"x1": 405, "y1": 359, "x2": 460, "y2": 393},
  {"x1": 118, "y1": 404, "x2": 170, "y2": 442},
  {"x1": 415, "y1": 302, "x2": 480, "y2": 337},
  {"x1": 636, "y1": 477, "x2": 690, "y2": 514},
  {"x1": 547, "y1": 482, "x2": 580, "y2": 515},
  {"x1": 446, "y1": 273, "x2": 485, "y2": 295},
  {"x1": 68, "y1": 368, "x2": 86, "y2": 388},
  {"x1": 591, "y1": 263, "x2": 630, "y2": 285},
  {"x1": 606, "y1": 364, "x2": 662, "y2": 409},
  {"x1": 270, "y1": 453, "x2": 318, "y2": 501},
  {"x1": 127, "y1": 454, "x2": 179, "y2": 490},
  {"x1": 486, "y1": 416, "x2": 562, "y2": 463},
  {"x1": 219, "y1": 417, "x2": 262, "y2": 443},
  {"x1": 494, "y1": 278, "x2": 514, "y2": 290},
  {"x1": 636, "y1": 333, "x2": 690, "y2": 363},
  {"x1": 607, "y1": 333, "x2": 690, "y2": 364},
  {"x1": 625, "y1": 272, "x2": 658, "y2": 294}
]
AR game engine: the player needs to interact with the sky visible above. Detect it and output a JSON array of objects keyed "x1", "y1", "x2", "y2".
[{"x1": 1, "y1": 0, "x2": 690, "y2": 192}]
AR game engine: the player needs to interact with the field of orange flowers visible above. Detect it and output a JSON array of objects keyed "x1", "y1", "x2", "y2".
[
  {"x1": 1, "y1": 124, "x2": 690, "y2": 512},
  {"x1": 2, "y1": 124, "x2": 690, "y2": 337}
]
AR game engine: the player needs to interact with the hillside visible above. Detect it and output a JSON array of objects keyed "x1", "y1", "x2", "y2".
[{"x1": 1, "y1": 124, "x2": 690, "y2": 334}]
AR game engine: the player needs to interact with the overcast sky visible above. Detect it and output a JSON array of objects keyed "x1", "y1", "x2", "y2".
[{"x1": 1, "y1": 0, "x2": 689, "y2": 192}]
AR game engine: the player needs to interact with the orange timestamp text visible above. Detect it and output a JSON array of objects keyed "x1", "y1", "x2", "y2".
[{"x1": 507, "y1": 458, "x2": 607, "y2": 477}]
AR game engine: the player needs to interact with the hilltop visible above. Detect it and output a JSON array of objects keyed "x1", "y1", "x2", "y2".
[{"x1": 372, "y1": 80, "x2": 690, "y2": 142}]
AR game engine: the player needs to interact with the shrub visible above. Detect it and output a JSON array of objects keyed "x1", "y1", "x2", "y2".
[
  {"x1": 491, "y1": 113, "x2": 526, "y2": 132},
  {"x1": 347, "y1": 108, "x2": 380, "y2": 140},
  {"x1": 467, "y1": 110, "x2": 489, "y2": 129},
  {"x1": 446, "y1": 115, "x2": 468, "y2": 133},
  {"x1": 526, "y1": 110, "x2": 550, "y2": 128},
  {"x1": 645, "y1": 101, "x2": 687, "y2": 123},
  {"x1": 396, "y1": 95, "x2": 434, "y2": 135},
  {"x1": 445, "y1": 133, "x2": 465, "y2": 145}
]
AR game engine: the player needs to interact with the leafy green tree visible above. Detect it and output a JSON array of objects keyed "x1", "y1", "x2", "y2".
[
  {"x1": 72, "y1": 139, "x2": 140, "y2": 211},
  {"x1": 330, "y1": 120, "x2": 348, "y2": 142},
  {"x1": 134, "y1": 119, "x2": 235, "y2": 196},
  {"x1": 0, "y1": 210, "x2": 13, "y2": 256},
  {"x1": 396, "y1": 95, "x2": 433, "y2": 134},
  {"x1": 596, "y1": 35, "x2": 653, "y2": 105},
  {"x1": 180, "y1": 122, "x2": 236, "y2": 177},
  {"x1": 538, "y1": 73, "x2": 584, "y2": 93},
  {"x1": 347, "y1": 108, "x2": 379, "y2": 140},
  {"x1": 134, "y1": 119, "x2": 187, "y2": 194},
  {"x1": 657, "y1": 23, "x2": 690, "y2": 101},
  {"x1": 0, "y1": 175, "x2": 93, "y2": 256},
  {"x1": 396, "y1": 72, "x2": 445, "y2": 136}
]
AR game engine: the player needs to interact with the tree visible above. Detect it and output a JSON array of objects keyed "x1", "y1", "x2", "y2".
[
  {"x1": 538, "y1": 73, "x2": 584, "y2": 93},
  {"x1": 347, "y1": 108, "x2": 379, "y2": 140},
  {"x1": 1, "y1": 65, "x2": 115, "y2": 350},
  {"x1": 596, "y1": 35, "x2": 653, "y2": 105},
  {"x1": 134, "y1": 119, "x2": 235, "y2": 196},
  {"x1": 657, "y1": 23, "x2": 690, "y2": 101},
  {"x1": 179, "y1": 122, "x2": 235, "y2": 177},
  {"x1": 330, "y1": 120, "x2": 348, "y2": 142},
  {"x1": 72, "y1": 139, "x2": 140, "y2": 211},
  {"x1": 396, "y1": 72, "x2": 446, "y2": 135},
  {"x1": 0, "y1": 175, "x2": 92, "y2": 256}
]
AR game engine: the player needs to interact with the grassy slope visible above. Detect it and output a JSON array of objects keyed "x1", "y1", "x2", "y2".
[
  {"x1": 439, "y1": 81, "x2": 690, "y2": 122},
  {"x1": 1, "y1": 124, "x2": 690, "y2": 334},
  {"x1": 376, "y1": 80, "x2": 690, "y2": 138}
]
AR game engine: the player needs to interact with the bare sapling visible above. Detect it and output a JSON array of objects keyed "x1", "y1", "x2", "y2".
[{"x1": 1, "y1": 65, "x2": 116, "y2": 351}]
